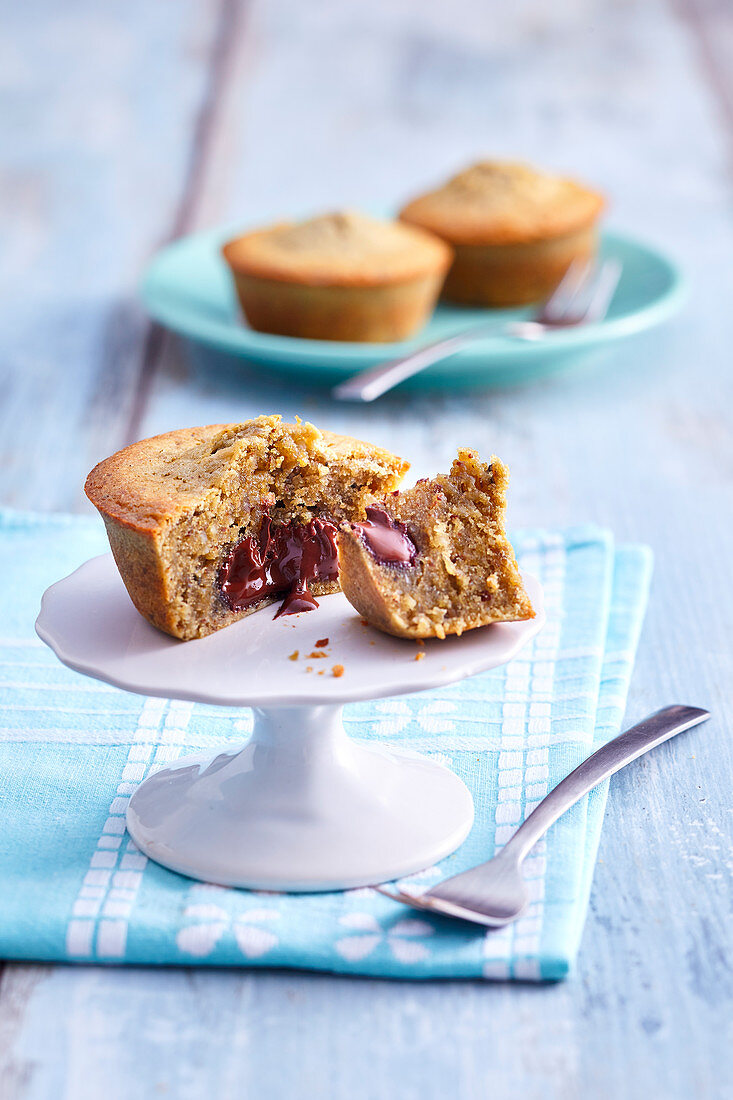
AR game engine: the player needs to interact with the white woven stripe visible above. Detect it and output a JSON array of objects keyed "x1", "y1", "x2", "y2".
[
  {"x1": 481, "y1": 660, "x2": 532, "y2": 974},
  {"x1": 0, "y1": 704, "x2": 142, "y2": 714},
  {"x1": 508, "y1": 546, "x2": 567, "y2": 975},
  {"x1": 482, "y1": 545, "x2": 567, "y2": 979},
  {"x1": 0, "y1": 680, "x2": 120, "y2": 692},
  {"x1": 0, "y1": 726, "x2": 628, "y2": 755},
  {"x1": 93, "y1": 700, "x2": 195, "y2": 958},
  {"x1": 65, "y1": 696, "x2": 167, "y2": 959}
]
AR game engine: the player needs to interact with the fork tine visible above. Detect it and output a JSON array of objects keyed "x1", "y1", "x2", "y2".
[
  {"x1": 374, "y1": 885, "x2": 513, "y2": 928},
  {"x1": 577, "y1": 258, "x2": 622, "y2": 323},
  {"x1": 539, "y1": 258, "x2": 595, "y2": 322}
]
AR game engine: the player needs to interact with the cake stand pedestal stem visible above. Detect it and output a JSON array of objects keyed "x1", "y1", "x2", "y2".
[
  {"x1": 248, "y1": 705, "x2": 355, "y2": 791},
  {"x1": 125, "y1": 701, "x2": 474, "y2": 892}
]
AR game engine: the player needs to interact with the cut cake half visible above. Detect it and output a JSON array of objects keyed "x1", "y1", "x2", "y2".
[
  {"x1": 338, "y1": 449, "x2": 534, "y2": 639},
  {"x1": 85, "y1": 415, "x2": 408, "y2": 639}
]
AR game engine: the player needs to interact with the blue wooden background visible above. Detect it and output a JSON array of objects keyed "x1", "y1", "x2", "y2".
[{"x1": 0, "y1": 0, "x2": 731, "y2": 1097}]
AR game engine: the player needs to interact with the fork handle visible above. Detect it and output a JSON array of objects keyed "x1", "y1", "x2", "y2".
[
  {"x1": 331, "y1": 324, "x2": 505, "y2": 402},
  {"x1": 504, "y1": 705, "x2": 710, "y2": 863}
]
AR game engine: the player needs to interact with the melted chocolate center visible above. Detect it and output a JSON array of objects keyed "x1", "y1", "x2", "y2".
[
  {"x1": 219, "y1": 516, "x2": 339, "y2": 618},
  {"x1": 352, "y1": 505, "x2": 417, "y2": 566}
]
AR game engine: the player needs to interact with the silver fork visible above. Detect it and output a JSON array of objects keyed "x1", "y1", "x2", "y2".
[
  {"x1": 376, "y1": 705, "x2": 710, "y2": 928},
  {"x1": 332, "y1": 258, "x2": 622, "y2": 402}
]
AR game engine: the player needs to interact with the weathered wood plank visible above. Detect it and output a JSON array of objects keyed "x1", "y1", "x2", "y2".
[
  {"x1": 113, "y1": 0, "x2": 733, "y2": 1093},
  {"x1": 671, "y1": 0, "x2": 733, "y2": 162},
  {"x1": 0, "y1": 0, "x2": 731, "y2": 1097},
  {"x1": 123, "y1": 0, "x2": 249, "y2": 446},
  {"x1": 0, "y1": 966, "x2": 50, "y2": 1099},
  {"x1": 0, "y1": 0, "x2": 228, "y2": 511}
]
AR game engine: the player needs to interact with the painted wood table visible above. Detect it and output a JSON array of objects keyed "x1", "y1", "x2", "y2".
[{"x1": 1, "y1": 1, "x2": 731, "y2": 1096}]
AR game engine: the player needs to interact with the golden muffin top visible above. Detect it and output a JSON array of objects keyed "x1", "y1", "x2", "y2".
[
  {"x1": 85, "y1": 415, "x2": 409, "y2": 534},
  {"x1": 222, "y1": 211, "x2": 452, "y2": 287},
  {"x1": 399, "y1": 161, "x2": 604, "y2": 245}
]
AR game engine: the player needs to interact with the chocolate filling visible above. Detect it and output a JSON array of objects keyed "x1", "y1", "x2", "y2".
[
  {"x1": 219, "y1": 516, "x2": 339, "y2": 618},
  {"x1": 352, "y1": 505, "x2": 417, "y2": 567}
]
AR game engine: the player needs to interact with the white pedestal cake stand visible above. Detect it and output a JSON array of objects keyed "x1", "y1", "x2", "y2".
[{"x1": 36, "y1": 555, "x2": 544, "y2": 892}]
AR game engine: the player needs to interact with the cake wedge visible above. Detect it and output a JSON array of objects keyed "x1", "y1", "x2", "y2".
[{"x1": 338, "y1": 449, "x2": 534, "y2": 639}]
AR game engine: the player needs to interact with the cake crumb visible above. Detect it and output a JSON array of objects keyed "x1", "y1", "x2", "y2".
[
  {"x1": 318, "y1": 670, "x2": 325, "y2": 676},
  {"x1": 316, "y1": 637, "x2": 329, "y2": 648},
  {"x1": 360, "y1": 619, "x2": 369, "y2": 627},
  {"x1": 288, "y1": 650, "x2": 299, "y2": 661},
  {"x1": 332, "y1": 664, "x2": 345, "y2": 678},
  {"x1": 306, "y1": 650, "x2": 327, "y2": 659},
  {"x1": 414, "y1": 652, "x2": 425, "y2": 662},
  {"x1": 306, "y1": 666, "x2": 313, "y2": 673}
]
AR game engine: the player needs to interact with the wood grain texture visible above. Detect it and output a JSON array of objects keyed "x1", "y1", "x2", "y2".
[
  {"x1": 0, "y1": 0, "x2": 224, "y2": 510},
  {"x1": 671, "y1": 0, "x2": 733, "y2": 162},
  {"x1": 0, "y1": 0, "x2": 732, "y2": 1097},
  {"x1": 123, "y1": 0, "x2": 249, "y2": 446}
]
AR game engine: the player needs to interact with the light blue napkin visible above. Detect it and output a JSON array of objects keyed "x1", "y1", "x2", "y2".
[{"x1": 0, "y1": 510, "x2": 651, "y2": 980}]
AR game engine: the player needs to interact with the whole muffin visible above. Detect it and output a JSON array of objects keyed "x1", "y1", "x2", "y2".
[
  {"x1": 399, "y1": 161, "x2": 604, "y2": 307},
  {"x1": 222, "y1": 211, "x2": 453, "y2": 342}
]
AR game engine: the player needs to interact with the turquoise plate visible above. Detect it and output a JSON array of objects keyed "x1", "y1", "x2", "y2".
[{"x1": 140, "y1": 226, "x2": 685, "y2": 391}]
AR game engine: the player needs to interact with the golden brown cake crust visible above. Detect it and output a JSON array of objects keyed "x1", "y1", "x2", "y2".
[
  {"x1": 222, "y1": 211, "x2": 452, "y2": 288},
  {"x1": 85, "y1": 417, "x2": 407, "y2": 535},
  {"x1": 85, "y1": 416, "x2": 409, "y2": 639},
  {"x1": 440, "y1": 227, "x2": 598, "y2": 307},
  {"x1": 399, "y1": 161, "x2": 604, "y2": 246},
  {"x1": 86, "y1": 423, "x2": 232, "y2": 534},
  {"x1": 338, "y1": 450, "x2": 535, "y2": 640}
]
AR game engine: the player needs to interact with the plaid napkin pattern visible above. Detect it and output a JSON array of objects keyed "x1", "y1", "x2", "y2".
[{"x1": 0, "y1": 511, "x2": 651, "y2": 980}]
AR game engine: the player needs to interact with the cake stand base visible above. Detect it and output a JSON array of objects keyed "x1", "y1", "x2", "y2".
[{"x1": 126, "y1": 705, "x2": 474, "y2": 892}]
